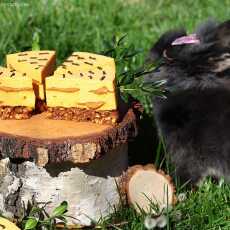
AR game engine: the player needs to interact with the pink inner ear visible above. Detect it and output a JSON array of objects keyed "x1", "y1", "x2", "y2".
[{"x1": 171, "y1": 34, "x2": 200, "y2": 45}]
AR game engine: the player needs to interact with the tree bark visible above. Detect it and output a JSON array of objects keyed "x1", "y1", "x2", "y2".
[
  {"x1": 0, "y1": 144, "x2": 128, "y2": 226},
  {"x1": 0, "y1": 109, "x2": 137, "y2": 166}
]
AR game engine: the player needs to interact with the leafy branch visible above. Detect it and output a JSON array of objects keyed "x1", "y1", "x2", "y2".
[
  {"x1": 102, "y1": 35, "x2": 166, "y2": 114},
  {"x1": 21, "y1": 201, "x2": 75, "y2": 230}
]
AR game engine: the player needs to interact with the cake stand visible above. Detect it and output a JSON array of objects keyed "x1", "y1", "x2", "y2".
[{"x1": 0, "y1": 109, "x2": 137, "y2": 226}]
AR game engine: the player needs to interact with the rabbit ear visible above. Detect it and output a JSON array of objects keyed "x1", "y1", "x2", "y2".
[
  {"x1": 215, "y1": 20, "x2": 230, "y2": 48},
  {"x1": 147, "y1": 29, "x2": 186, "y2": 63},
  {"x1": 195, "y1": 19, "x2": 219, "y2": 43}
]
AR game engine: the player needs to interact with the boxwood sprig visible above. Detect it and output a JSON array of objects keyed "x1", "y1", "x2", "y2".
[{"x1": 102, "y1": 35, "x2": 166, "y2": 114}]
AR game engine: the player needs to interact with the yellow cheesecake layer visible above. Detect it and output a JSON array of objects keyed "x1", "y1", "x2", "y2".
[
  {"x1": 0, "y1": 66, "x2": 35, "y2": 107},
  {"x1": 6, "y1": 50, "x2": 56, "y2": 84},
  {"x1": 46, "y1": 75, "x2": 117, "y2": 110},
  {"x1": 46, "y1": 52, "x2": 117, "y2": 110},
  {"x1": 55, "y1": 52, "x2": 115, "y2": 81}
]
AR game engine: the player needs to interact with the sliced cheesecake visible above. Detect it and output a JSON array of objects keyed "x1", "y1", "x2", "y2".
[
  {"x1": 7, "y1": 50, "x2": 56, "y2": 111},
  {"x1": 0, "y1": 66, "x2": 35, "y2": 119},
  {"x1": 6, "y1": 50, "x2": 56, "y2": 84},
  {"x1": 46, "y1": 52, "x2": 118, "y2": 124}
]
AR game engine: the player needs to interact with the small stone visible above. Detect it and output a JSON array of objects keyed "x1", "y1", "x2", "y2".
[
  {"x1": 178, "y1": 193, "x2": 187, "y2": 202},
  {"x1": 144, "y1": 215, "x2": 157, "y2": 229},
  {"x1": 173, "y1": 210, "x2": 182, "y2": 221},
  {"x1": 156, "y1": 215, "x2": 167, "y2": 228}
]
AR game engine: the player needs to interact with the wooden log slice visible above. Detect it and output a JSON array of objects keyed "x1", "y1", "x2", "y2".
[
  {"x1": 125, "y1": 164, "x2": 177, "y2": 213},
  {"x1": 0, "y1": 109, "x2": 137, "y2": 165}
]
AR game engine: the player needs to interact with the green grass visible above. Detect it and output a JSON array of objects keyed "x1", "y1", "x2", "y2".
[
  {"x1": 0, "y1": 0, "x2": 230, "y2": 229},
  {"x1": 1, "y1": 0, "x2": 230, "y2": 66},
  {"x1": 170, "y1": 180, "x2": 230, "y2": 230},
  {"x1": 98, "y1": 179, "x2": 230, "y2": 230}
]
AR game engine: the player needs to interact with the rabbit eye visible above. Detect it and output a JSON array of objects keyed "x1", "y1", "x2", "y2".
[{"x1": 163, "y1": 50, "x2": 174, "y2": 61}]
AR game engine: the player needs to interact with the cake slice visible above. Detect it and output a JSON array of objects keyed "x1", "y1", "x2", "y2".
[
  {"x1": 6, "y1": 50, "x2": 56, "y2": 84},
  {"x1": 0, "y1": 66, "x2": 35, "y2": 119},
  {"x1": 6, "y1": 50, "x2": 56, "y2": 111},
  {"x1": 46, "y1": 52, "x2": 118, "y2": 124}
]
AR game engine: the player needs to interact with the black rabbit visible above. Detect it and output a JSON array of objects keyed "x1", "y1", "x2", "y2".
[{"x1": 145, "y1": 19, "x2": 230, "y2": 185}]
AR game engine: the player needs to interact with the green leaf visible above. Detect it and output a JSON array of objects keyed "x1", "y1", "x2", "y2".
[
  {"x1": 29, "y1": 206, "x2": 43, "y2": 216},
  {"x1": 117, "y1": 34, "x2": 127, "y2": 46},
  {"x1": 51, "y1": 201, "x2": 68, "y2": 217},
  {"x1": 118, "y1": 71, "x2": 134, "y2": 86},
  {"x1": 32, "y1": 31, "x2": 40, "y2": 51},
  {"x1": 24, "y1": 217, "x2": 38, "y2": 230}
]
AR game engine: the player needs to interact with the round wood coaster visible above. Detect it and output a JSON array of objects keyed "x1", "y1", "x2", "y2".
[{"x1": 0, "y1": 109, "x2": 137, "y2": 165}]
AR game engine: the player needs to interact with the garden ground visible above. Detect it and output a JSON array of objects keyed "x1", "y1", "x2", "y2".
[{"x1": 0, "y1": 0, "x2": 230, "y2": 229}]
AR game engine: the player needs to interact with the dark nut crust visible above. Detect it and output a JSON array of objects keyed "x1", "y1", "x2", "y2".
[
  {"x1": 47, "y1": 107, "x2": 119, "y2": 125},
  {"x1": 0, "y1": 106, "x2": 33, "y2": 119}
]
